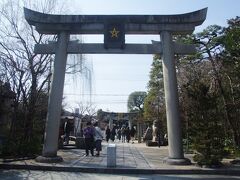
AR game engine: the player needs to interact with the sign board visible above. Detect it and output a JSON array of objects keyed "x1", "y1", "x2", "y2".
[{"x1": 104, "y1": 23, "x2": 125, "y2": 49}]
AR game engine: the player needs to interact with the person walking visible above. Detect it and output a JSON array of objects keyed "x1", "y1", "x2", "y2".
[
  {"x1": 156, "y1": 128, "x2": 162, "y2": 148},
  {"x1": 93, "y1": 122, "x2": 103, "y2": 156},
  {"x1": 117, "y1": 128, "x2": 121, "y2": 141},
  {"x1": 83, "y1": 121, "x2": 95, "y2": 156},
  {"x1": 130, "y1": 126, "x2": 136, "y2": 143},
  {"x1": 64, "y1": 118, "x2": 73, "y2": 145},
  {"x1": 105, "y1": 125, "x2": 111, "y2": 143},
  {"x1": 110, "y1": 125, "x2": 116, "y2": 142},
  {"x1": 121, "y1": 126, "x2": 126, "y2": 143},
  {"x1": 125, "y1": 127, "x2": 131, "y2": 143}
]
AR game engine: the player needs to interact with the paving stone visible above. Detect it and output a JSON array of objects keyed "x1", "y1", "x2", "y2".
[{"x1": 1, "y1": 140, "x2": 239, "y2": 175}]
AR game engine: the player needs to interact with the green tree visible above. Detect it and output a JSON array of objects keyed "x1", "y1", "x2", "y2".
[
  {"x1": 176, "y1": 26, "x2": 227, "y2": 165},
  {"x1": 127, "y1": 91, "x2": 146, "y2": 113},
  {"x1": 144, "y1": 55, "x2": 166, "y2": 131},
  {"x1": 186, "y1": 80, "x2": 225, "y2": 167},
  {"x1": 127, "y1": 91, "x2": 147, "y2": 143},
  {"x1": 220, "y1": 16, "x2": 240, "y2": 149},
  {"x1": 223, "y1": 17, "x2": 240, "y2": 57}
]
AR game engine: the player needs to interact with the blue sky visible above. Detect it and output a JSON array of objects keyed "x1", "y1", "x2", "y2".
[{"x1": 63, "y1": 0, "x2": 240, "y2": 113}]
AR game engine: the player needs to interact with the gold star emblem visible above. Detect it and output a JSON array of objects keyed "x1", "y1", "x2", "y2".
[{"x1": 109, "y1": 27, "x2": 120, "y2": 38}]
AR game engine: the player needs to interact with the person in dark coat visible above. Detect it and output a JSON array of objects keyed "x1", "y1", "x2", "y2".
[
  {"x1": 156, "y1": 128, "x2": 162, "y2": 148},
  {"x1": 110, "y1": 125, "x2": 116, "y2": 142},
  {"x1": 64, "y1": 119, "x2": 73, "y2": 145},
  {"x1": 130, "y1": 126, "x2": 136, "y2": 143},
  {"x1": 105, "y1": 125, "x2": 111, "y2": 143},
  {"x1": 83, "y1": 121, "x2": 95, "y2": 156},
  {"x1": 125, "y1": 127, "x2": 131, "y2": 143},
  {"x1": 117, "y1": 128, "x2": 121, "y2": 141}
]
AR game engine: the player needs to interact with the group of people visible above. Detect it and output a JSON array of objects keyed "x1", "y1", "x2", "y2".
[
  {"x1": 83, "y1": 122, "x2": 137, "y2": 157},
  {"x1": 62, "y1": 119, "x2": 165, "y2": 157},
  {"x1": 105, "y1": 125, "x2": 136, "y2": 143},
  {"x1": 83, "y1": 121, "x2": 103, "y2": 156}
]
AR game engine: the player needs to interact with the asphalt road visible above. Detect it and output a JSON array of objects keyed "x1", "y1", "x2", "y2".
[{"x1": 1, "y1": 170, "x2": 240, "y2": 180}]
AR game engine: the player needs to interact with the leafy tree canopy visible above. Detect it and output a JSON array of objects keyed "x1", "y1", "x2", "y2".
[{"x1": 127, "y1": 91, "x2": 146, "y2": 113}]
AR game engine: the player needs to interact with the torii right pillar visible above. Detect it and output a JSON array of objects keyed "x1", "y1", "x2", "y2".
[
  {"x1": 156, "y1": 8, "x2": 207, "y2": 165},
  {"x1": 160, "y1": 31, "x2": 191, "y2": 165}
]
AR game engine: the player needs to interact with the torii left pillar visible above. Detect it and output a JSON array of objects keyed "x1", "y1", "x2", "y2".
[{"x1": 36, "y1": 31, "x2": 69, "y2": 163}]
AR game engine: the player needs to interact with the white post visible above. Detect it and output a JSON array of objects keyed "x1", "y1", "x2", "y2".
[
  {"x1": 107, "y1": 144, "x2": 116, "y2": 167},
  {"x1": 36, "y1": 31, "x2": 69, "y2": 163},
  {"x1": 161, "y1": 31, "x2": 190, "y2": 165}
]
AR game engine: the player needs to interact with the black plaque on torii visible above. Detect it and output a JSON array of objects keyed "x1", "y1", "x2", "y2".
[{"x1": 104, "y1": 21, "x2": 125, "y2": 49}]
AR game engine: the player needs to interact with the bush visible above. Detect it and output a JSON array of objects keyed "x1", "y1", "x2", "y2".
[
  {"x1": 184, "y1": 82, "x2": 225, "y2": 167},
  {"x1": 192, "y1": 121, "x2": 225, "y2": 167},
  {"x1": 0, "y1": 135, "x2": 42, "y2": 158},
  {"x1": 193, "y1": 153, "x2": 223, "y2": 167}
]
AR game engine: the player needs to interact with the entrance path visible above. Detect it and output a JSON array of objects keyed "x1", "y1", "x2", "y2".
[{"x1": 0, "y1": 141, "x2": 240, "y2": 175}]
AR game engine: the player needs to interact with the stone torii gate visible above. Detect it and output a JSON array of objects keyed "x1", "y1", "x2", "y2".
[{"x1": 24, "y1": 7, "x2": 207, "y2": 164}]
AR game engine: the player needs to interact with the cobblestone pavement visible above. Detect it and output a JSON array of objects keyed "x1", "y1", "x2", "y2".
[
  {"x1": 0, "y1": 141, "x2": 195, "y2": 169},
  {"x1": 0, "y1": 140, "x2": 239, "y2": 172},
  {"x1": 1, "y1": 169, "x2": 240, "y2": 180}
]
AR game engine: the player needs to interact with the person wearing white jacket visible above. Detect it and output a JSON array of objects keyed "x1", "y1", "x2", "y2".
[{"x1": 93, "y1": 122, "x2": 103, "y2": 156}]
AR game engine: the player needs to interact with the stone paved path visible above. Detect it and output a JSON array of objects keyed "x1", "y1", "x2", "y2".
[{"x1": 0, "y1": 140, "x2": 239, "y2": 171}]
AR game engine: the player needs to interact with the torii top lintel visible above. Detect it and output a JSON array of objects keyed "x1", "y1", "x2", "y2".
[{"x1": 24, "y1": 7, "x2": 207, "y2": 35}]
